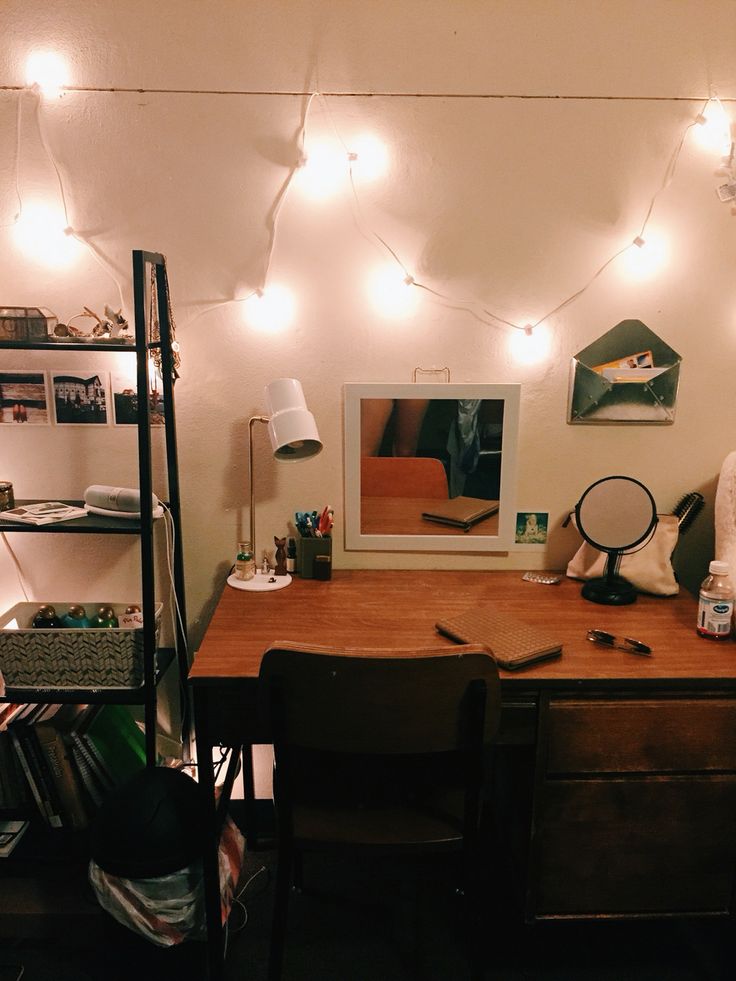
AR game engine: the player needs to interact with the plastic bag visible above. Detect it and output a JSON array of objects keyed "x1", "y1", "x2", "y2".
[{"x1": 89, "y1": 813, "x2": 245, "y2": 947}]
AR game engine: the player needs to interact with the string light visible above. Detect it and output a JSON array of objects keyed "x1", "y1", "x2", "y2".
[
  {"x1": 366, "y1": 264, "x2": 420, "y2": 318},
  {"x1": 349, "y1": 134, "x2": 389, "y2": 182},
  {"x1": 693, "y1": 98, "x2": 733, "y2": 156},
  {"x1": 4, "y1": 78, "x2": 732, "y2": 350},
  {"x1": 243, "y1": 285, "x2": 296, "y2": 333},
  {"x1": 295, "y1": 140, "x2": 348, "y2": 200},
  {"x1": 509, "y1": 323, "x2": 551, "y2": 365},
  {"x1": 25, "y1": 51, "x2": 68, "y2": 98},
  {"x1": 12, "y1": 201, "x2": 81, "y2": 267},
  {"x1": 622, "y1": 233, "x2": 669, "y2": 281}
]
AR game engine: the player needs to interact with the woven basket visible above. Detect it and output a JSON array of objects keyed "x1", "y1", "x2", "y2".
[{"x1": 0, "y1": 601, "x2": 162, "y2": 689}]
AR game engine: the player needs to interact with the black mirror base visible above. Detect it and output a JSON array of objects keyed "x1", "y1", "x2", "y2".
[{"x1": 581, "y1": 575, "x2": 638, "y2": 605}]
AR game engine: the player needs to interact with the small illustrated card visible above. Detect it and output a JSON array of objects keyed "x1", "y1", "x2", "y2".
[
  {"x1": 514, "y1": 511, "x2": 549, "y2": 547},
  {"x1": 111, "y1": 369, "x2": 165, "y2": 426},
  {"x1": 50, "y1": 370, "x2": 110, "y2": 425},
  {"x1": 0, "y1": 370, "x2": 51, "y2": 425}
]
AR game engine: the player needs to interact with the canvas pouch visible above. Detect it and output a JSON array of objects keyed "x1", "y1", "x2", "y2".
[{"x1": 566, "y1": 514, "x2": 679, "y2": 596}]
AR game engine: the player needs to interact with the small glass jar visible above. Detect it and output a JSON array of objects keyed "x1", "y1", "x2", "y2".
[
  {"x1": 32, "y1": 605, "x2": 63, "y2": 629},
  {"x1": 91, "y1": 605, "x2": 119, "y2": 628},
  {"x1": 61, "y1": 605, "x2": 91, "y2": 628},
  {"x1": 0, "y1": 481, "x2": 14, "y2": 512},
  {"x1": 235, "y1": 542, "x2": 255, "y2": 581}
]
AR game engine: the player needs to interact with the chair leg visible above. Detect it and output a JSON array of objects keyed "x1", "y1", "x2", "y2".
[
  {"x1": 268, "y1": 840, "x2": 293, "y2": 981},
  {"x1": 292, "y1": 850, "x2": 304, "y2": 892}
]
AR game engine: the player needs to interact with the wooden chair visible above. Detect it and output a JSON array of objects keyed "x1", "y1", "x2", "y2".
[
  {"x1": 258, "y1": 642, "x2": 501, "y2": 981},
  {"x1": 361, "y1": 455, "x2": 449, "y2": 498}
]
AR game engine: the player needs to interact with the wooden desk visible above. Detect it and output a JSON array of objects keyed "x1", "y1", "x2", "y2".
[
  {"x1": 190, "y1": 570, "x2": 736, "y2": 979},
  {"x1": 359, "y1": 496, "x2": 499, "y2": 535}
]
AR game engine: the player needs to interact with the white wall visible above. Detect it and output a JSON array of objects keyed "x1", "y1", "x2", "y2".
[{"x1": 1, "y1": 1, "x2": 735, "y2": 651}]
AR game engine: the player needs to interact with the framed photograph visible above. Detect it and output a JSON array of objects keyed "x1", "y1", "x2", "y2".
[
  {"x1": 0, "y1": 370, "x2": 50, "y2": 425},
  {"x1": 50, "y1": 370, "x2": 110, "y2": 425},
  {"x1": 514, "y1": 511, "x2": 549, "y2": 546},
  {"x1": 111, "y1": 370, "x2": 165, "y2": 426}
]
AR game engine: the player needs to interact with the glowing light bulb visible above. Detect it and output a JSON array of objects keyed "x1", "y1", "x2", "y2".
[
  {"x1": 367, "y1": 265, "x2": 419, "y2": 318},
  {"x1": 509, "y1": 324, "x2": 551, "y2": 365},
  {"x1": 13, "y1": 202, "x2": 81, "y2": 267},
  {"x1": 693, "y1": 100, "x2": 732, "y2": 155},
  {"x1": 25, "y1": 51, "x2": 68, "y2": 97},
  {"x1": 621, "y1": 234, "x2": 668, "y2": 280},
  {"x1": 243, "y1": 285, "x2": 295, "y2": 332},
  {"x1": 349, "y1": 134, "x2": 389, "y2": 182},
  {"x1": 295, "y1": 141, "x2": 346, "y2": 200}
]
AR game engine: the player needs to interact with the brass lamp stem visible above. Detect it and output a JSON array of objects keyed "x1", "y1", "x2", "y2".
[{"x1": 248, "y1": 415, "x2": 269, "y2": 561}]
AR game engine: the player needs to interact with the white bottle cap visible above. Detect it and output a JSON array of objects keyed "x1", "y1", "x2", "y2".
[{"x1": 709, "y1": 560, "x2": 729, "y2": 576}]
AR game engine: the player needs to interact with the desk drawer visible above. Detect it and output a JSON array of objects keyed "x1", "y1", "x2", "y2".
[
  {"x1": 532, "y1": 776, "x2": 736, "y2": 915},
  {"x1": 545, "y1": 697, "x2": 736, "y2": 774}
]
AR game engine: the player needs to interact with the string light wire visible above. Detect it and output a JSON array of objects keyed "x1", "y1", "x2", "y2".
[
  {"x1": 23, "y1": 87, "x2": 126, "y2": 308},
  {"x1": 316, "y1": 92, "x2": 717, "y2": 335},
  {"x1": 4, "y1": 81, "x2": 727, "y2": 338},
  {"x1": 0, "y1": 92, "x2": 23, "y2": 227},
  {"x1": 0, "y1": 532, "x2": 30, "y2": 601}
]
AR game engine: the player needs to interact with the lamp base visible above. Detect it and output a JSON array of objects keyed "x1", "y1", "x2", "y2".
[
  {"x1": 226, "y1": 571, "x2": 292, "y2": 592},
  {"x1": 581, "y1": 574, "x2": 637, "y2": 606}
]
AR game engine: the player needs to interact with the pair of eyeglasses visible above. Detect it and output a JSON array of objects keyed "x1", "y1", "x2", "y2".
[{"x1": 586, "y1": 629, "x2": 652, "y2": 656}]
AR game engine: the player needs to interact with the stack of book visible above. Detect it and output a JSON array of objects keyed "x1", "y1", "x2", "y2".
[{"x1": 0, "y1": 702, "x2": 146, "y2": 840}]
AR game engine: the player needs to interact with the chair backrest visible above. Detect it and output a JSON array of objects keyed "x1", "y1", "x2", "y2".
[
  {"x1": 361, "y1": 456, "x2": 449, "y2": 499},
  {"x1": 258, "y1": 642, "x2": 501, "y2": 756}
]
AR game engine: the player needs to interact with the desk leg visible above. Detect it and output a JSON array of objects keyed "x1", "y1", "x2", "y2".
[{"x1": 193, "y1": 686, "x2": 225, "y2": 981}]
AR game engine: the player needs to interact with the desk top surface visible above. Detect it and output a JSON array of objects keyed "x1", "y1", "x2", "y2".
[{"x1": 190, "y1": 570, "x2": 736, "y2": 689}]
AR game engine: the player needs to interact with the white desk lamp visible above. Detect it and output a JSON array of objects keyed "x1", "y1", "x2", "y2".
[{"x1": 227, "y1": 378, "x2": 322, "y2": 592}]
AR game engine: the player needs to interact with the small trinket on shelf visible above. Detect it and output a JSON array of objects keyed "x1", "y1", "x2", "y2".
[
  {"x1": 61, "y1": 605, "x2": 91, "y2": 628},
  {"x1": 234, "y1": 543, "x2": 255, "y2": 581},
  {"x1": 274, "y1": 537, "x2": 287, "y2": 576},
  {"x1": 286, "y1": 537, "x2": 296, "y2": 573},
  {"x1": 91, "y1": 605, "x2": 119, "y2": 628},
  {"x1": 0, "y1": 481, "x2": 14, "y2": 511},
  {"x1": 120, "y1": 604, "x2": 143, "y2": 628},
  {"x1": 32, "y1": 605, "x2": 63, "y2": 629}
]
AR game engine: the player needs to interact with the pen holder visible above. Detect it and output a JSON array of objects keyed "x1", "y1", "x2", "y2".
[{"x1": 297, "y1": 534, "x2": 332, "y2": 579}]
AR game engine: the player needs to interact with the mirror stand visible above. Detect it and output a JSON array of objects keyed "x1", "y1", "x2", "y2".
[{"x1": 581, "y1": 550, "x2": 637, "y2": 606}]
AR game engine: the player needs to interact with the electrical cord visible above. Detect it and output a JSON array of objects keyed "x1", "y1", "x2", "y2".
[
  {"x1": 0, "y1": 91, "x2": 23, "y2": 227},
  {"x1": 29, "y1": 86, "x2": 126, "y2": 310},
  {"x1": 159, "y1": 501, "x2": 191, "y2": 747},
  {"x1": 0, "y1": 533, "x2": 30, "y2": 601}
]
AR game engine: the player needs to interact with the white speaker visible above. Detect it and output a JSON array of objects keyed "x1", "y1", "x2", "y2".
[{"x1": 84, "y1": 485, "x2": 162, "y2": 519}]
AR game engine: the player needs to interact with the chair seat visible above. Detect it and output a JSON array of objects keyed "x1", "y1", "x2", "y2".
[{"x1": 293, "y1": 790, "x2": 466, "y2": 849}]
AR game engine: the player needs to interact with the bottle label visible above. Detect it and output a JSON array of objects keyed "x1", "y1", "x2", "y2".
[{"x1": 697, "y1": 596, "x2": 734, "y2": 637}]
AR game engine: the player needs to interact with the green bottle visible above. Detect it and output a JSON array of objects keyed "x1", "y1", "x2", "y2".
[{"x1": 90, "y1": 605, "x2": 119, "y2": 628}]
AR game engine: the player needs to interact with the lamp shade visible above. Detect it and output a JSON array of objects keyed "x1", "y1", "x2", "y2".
[{"x1": 265, "y1": 378, "x2": 322, "y2": 460}]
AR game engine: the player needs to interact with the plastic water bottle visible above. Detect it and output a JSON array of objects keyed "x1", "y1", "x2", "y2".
[{"x1": 697, "y1": 560, "x2": 734, "y2": 639}]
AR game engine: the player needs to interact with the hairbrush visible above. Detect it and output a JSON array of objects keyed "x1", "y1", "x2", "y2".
[{"x1": 670, "y1": 491, "x2": 705, "y2": 534}]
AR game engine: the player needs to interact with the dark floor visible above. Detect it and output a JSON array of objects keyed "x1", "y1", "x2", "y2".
[{"x1": 1, "y1": 843, "x2": 730, "y2": 981}]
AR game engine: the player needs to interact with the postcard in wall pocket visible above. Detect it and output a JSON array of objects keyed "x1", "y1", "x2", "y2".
[{"x1": 568, "y1": 319, "x2": 681, "y2": 425}]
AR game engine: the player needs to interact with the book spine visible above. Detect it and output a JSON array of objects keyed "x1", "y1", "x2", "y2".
[
  {"x1": 69, "y1": 744, "x2": 105, "y2": 808},
  {"x1": 0, "y1": 730, "x2": 31, "y2": 816},
  {"x1": 36, "y1": 723, "x2": 89, "y2": 830},
  {"x1": 17, "y1": 726, "x2": 64, "y2": 828},
  {"x1": 69, "y1": 730, "x2": 115, "y2": 793},
  {"x1": 9, "y1": 729, "x2": 49, "y2": 825}
]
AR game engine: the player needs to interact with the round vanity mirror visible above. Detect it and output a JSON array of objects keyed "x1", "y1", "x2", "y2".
[{"x1": 575, "y1": 475, "x2": 658, "y2": 605}]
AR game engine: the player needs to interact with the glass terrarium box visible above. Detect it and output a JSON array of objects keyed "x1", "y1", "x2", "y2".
[{"x1": 0, "y1": 307, "x2": 57, "y2": 343}]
